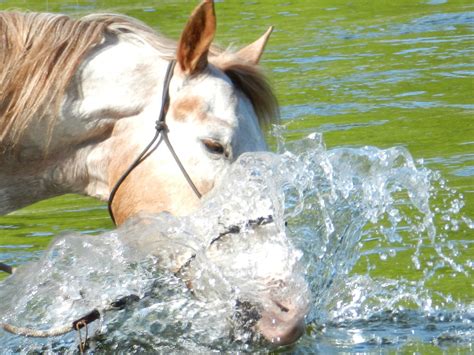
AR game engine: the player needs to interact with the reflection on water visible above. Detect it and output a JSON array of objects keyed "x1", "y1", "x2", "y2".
[
  {"x1": 0, "y1": 0, "x2": 473, "y2": 353},
  {"x1": 1, "y1": 133, "x2": 472, "y2": 352}
]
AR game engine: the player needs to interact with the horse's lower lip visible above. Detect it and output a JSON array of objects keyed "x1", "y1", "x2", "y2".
[{"x1": 255, "y1": 306, "x2": 306, "y2": 346}]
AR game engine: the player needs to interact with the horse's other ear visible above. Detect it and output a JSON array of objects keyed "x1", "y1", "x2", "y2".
[
  {"x1": 177, "y1": 0, "x2": 216, "y2": 75},
  {"x1": 236, "y1": 26, "x2": 273, "y2": 65}
]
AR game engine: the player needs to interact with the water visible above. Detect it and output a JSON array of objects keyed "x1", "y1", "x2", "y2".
[
  {"x1": 1, "y1": 150, "x2": 314, "y2": 352},
  {"x1": 1, "y1": 135, "x2": 472, "y2": 352},
  {"x1": 276, "y1": 133, "x2": 473, "y2": 352},
  {"x1": 1, "y1": 0, "x2": 473, "y2": 353}
]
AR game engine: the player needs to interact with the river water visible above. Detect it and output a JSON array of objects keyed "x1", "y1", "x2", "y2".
[{"x1": 0, "y1": 0, "x2": 472, "y2": 353}]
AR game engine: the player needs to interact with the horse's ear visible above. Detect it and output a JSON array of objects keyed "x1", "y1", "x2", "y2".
[
  {"x1": 236, "y1": 26, "x2": 273, "y2": 65},
  {"x1": 177, "y1": 0, "x2": 216, "y2": 75}
]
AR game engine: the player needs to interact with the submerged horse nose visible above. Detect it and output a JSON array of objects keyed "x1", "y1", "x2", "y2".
[
  {"x1": 234, "y1": 296, "x2": 307, "y2": 346},
  {"x1": 256, "y1": 299, "x2": 307, "y2": 346}
]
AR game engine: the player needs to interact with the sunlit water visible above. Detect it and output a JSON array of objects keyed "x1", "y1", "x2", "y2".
[
  {"x1": 0, "y1": 0, "x2": 473, "y2": 353},
  {"x1": 1, "y1": 132, "x2": 472, "y2": 352}
]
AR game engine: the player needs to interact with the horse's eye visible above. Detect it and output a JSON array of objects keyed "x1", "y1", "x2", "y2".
[{"x1": 202, "y1": 138, "x2": 225, "y2": 155}]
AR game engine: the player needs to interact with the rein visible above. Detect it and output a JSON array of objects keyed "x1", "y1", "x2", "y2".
[{"x1": 107, "y1": 60, "x2": 202, "y2": 225}]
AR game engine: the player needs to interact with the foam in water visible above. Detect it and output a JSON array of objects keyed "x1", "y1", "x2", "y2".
[{"x1": 0, "y1": 131, "x2": 472, "y2": 352}]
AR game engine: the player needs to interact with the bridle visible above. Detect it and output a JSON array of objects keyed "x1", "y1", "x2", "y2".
[
  {"x1": 3, "y1": 60, "x2": 284, "y2": 341},
  {"x1": 174, "y1": 215, "x2": 274, "y2": 277},
  {"x1": 107, "y1": 60, "x2": 202, "y2": 225},
  {"x1": 2, "y1": 65, "x2": 283, "y2": 339}
]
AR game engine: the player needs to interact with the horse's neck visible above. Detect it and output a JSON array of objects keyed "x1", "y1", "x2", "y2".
[
  {"x1": 0, "y1": 166, "x2": 51, "y2": 214},
  {"x1": 0, "y1": 135, "x2": 115, "y2": 211},
  {"x1": 0, "y1": 37, "x2": 168, "y2": 214}
]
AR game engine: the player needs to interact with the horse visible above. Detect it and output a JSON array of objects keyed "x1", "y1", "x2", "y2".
[{"x1": 0, "y1": 0, "x2": 309, "y2": 346}]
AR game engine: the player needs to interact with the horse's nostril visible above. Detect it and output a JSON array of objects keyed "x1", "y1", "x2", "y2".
[
  {"x1": 273, "y1": 300, "x2": 289, "y2": 313},
  {"x1": 256, "y1": 309, "x2": 306, "y2": 346}
]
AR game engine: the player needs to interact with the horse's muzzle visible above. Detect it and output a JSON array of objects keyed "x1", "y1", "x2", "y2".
[
  {"x1": 235, "y1": 288, "x2": 309, "y2": 346},
  {"x1": 255, "y1": 298, "x2": 307, "y2": 346}
]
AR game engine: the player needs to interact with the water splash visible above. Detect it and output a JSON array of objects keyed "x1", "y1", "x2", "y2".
[
  {"x1": 274, "y1": 131, "x2": 473, "y2": 350},
  {"x1": 0, "y1": 131, "x2": 472, "y2": 352}
]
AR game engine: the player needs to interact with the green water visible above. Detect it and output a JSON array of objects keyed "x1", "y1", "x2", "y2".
[{"x1": 0, "y1": 0, "x2": 473, "y2": 352}]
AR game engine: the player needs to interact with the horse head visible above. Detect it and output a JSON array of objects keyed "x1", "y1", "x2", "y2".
[
  {"x1": 107, "y1": 1, "x2": 309, "y2": 345},
  {"x1": 108, "y1": 0, "x2": 278, "y2": 224},
  {"x1": 105, "y1": 2, "x2": 309, "y2": 344}
]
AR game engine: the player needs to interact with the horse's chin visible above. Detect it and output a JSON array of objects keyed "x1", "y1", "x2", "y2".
[{"x1": 255, "y1": 299, "x2": 307, "y2": 346}]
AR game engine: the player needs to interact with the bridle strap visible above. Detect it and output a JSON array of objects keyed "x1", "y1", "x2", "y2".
[
  {"x1": 107, "y1": 60, "x2": 202, "y2": 225},
  {"x1": 174, "y1": 215, "x2": 274, "y2": 277},
  {"x1": 161, "y1": 127, "x2": 203, "y2": 199}
]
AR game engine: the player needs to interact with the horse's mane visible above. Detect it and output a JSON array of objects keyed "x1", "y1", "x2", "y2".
[
  {"x1": 211, "y1": 52, "x2": 279, "y2": 128},
  {"x1": 0, "y1": 12, "x2": 278, "y2": 151}
]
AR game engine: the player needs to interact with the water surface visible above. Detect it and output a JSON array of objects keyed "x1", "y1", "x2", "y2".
[{"x1": 0, "y1": 0, "x2": 472, "y2": 353}]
